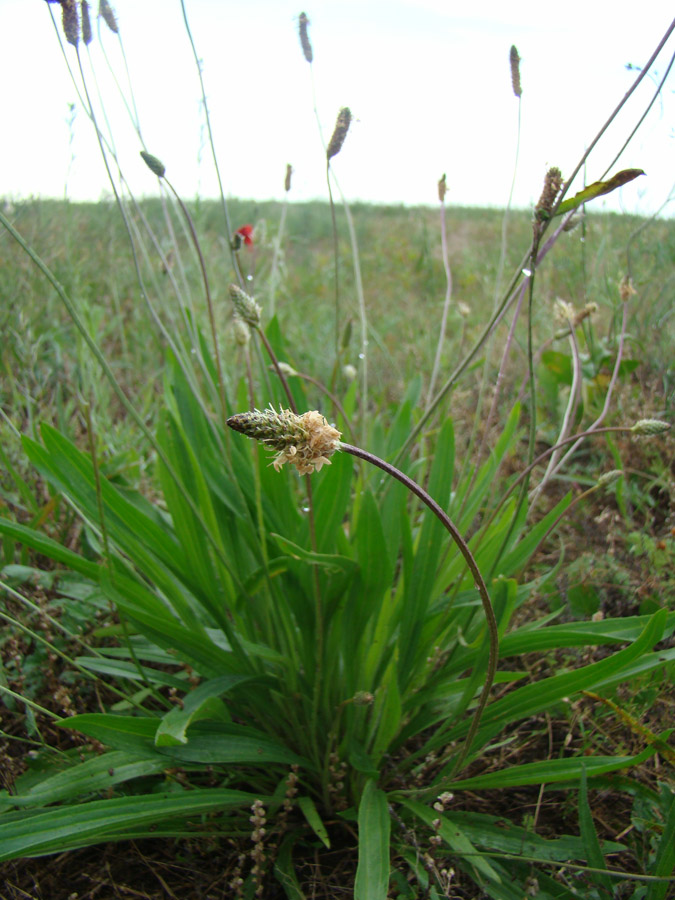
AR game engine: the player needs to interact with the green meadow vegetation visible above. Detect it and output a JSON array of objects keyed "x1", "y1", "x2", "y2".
[{"x1": 0, "y1": 3, "x2": 674, "y2": 898}]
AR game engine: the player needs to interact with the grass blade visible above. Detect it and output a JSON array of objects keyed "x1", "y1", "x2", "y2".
[{"x1": 354, "y1": 780, "x2": 390, "y2": 900}]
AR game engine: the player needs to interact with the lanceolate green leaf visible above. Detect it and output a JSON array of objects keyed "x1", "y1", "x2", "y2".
[
  {"x1": 437, "y1": 748, "x2": 656, "y2": 792},
  {"x1": 155, "y1": 674, "x2": 256, "y2": 746},
  {"x1": 404, "y1": 799, "x2": 501, "y2": 883},
  {"x1": 554, "y1": 169, "x2": 645, "y2": 217},
  {"x1": 2, "y1": 751, "x2": 167, "y2": 808},
  {"x1": 274, "y1": 833, "x2": 308, "y2": 900},
  {"x1": 298, "y1": 796, "x2": 331, "y2": 848},
  {"x1": 0, "y1": 789, "x2": 262, "y2": 861},
  {"x1": 355, "y1": 780, "x2": 390, "y2": 900},
  {"x1": 578, "y1": 766, "x2": 614, "y2": 897},
  {"x1": 646, "y1": 787, "x2": 675, "y2": 900},
  {"x1": 399, "y1": 417, "x2": 454, "y2": 680},
  {"x1": 450, "y1": 608, "x2": 666, "y2": 754}
]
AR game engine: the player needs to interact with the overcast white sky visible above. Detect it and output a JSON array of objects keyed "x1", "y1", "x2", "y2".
[{"x1": 2, "y1": 1, "x2": 674, "y2": 215}]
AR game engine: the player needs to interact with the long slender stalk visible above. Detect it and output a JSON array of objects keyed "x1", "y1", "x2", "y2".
[
  {"x1": 178, "y1": 0, "x2": 243, "y2": 287},
  {"x1": 529, "y1": 322, "x2": 582, "y2": 504},
  {"x1": 163, "y1": 177, "x2": 229, "y2": 426},
  {"x1": 426, "y1": 187, "x2": 453, "y2": 408},
  {"x1": 540, "y1": 289, "x2": 630, "y2": 489}
]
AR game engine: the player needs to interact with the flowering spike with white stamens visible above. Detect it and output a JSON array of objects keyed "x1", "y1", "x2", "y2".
[{"x1": 227, "y1": 408, "x2": 341, "y2": 475}]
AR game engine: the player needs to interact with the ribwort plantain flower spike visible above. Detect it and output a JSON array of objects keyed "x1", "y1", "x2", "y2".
[
  {"x1": 510, "y1": 45, "x2": 522, "y2": 97},
  {"x1": 535, "y1": 167, "x2": 563, "y2": 222},
  {"x1": 81, "y1": 0, "x2": 92, "y2": 44},
  {"x1": 62, "y1": 0, "x2": 80, "y2": 46},
  {"x1": 631, "y1": 419, "x2": 671, "y2": 436},
  {"x1": 229, "y1": 284, "x2": 261, "y2": 328},
  {"x1": 140, "y1": 151, "x2": 166, "y2": 178},
  {"x1": 327, "y1": 108, "x2": 352, "y2": 160},
  {"x1": 99, "y1": 0, "x2": 119, "y2": 33},
  {"x1": 298, "y1": 12, "x2": 313, "y2": 63},
  {"x1": 597, "y1": 469, "x2": 623, "y2": 489},
  {"x1": 227, "y1": 408, "x2": 342, "y2": 475}
]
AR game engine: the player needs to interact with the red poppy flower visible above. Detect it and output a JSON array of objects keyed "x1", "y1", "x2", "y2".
[{"x1": 235, "y1": 224, "x2": 254, "y2": 247}]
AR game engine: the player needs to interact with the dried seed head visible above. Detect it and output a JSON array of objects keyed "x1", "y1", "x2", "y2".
[
  {"x1": 99, "y1": 0, "x2": 118, "y2": 33},
  {"x1": 535, "y1": 166, "x2": 563, "y2": 221},
  {"x1": 327, "y1": 107, "x2": 352, "y2": 161},
  {"x1": 553, "y1": 298, "x2": 575, "y2": 325},
  {"x1": 438, "y1": 173, "x2": 447, "y2": 203},
  {"x1": 227, "y1": 408, "x2": 342, "y2": 475},
  {"x1": 284, "y1": 163, "x2": 293, "y2": 192},
  {"x1": 298, "y1": 12, "x2": 313, "y2": 63},
  {"x1": 229, "y1": 284, "x2": 261, "y2": 328},
  {"x1": 81, "y1": 1, "x2": 92, "y2": 44},
  {"x1": 619, "y1": 275, "x2": 637, "y2": 303},
  {"x1": 62, "y1": 0, "x2": 80, "y2": 46},
  {"x1": 509, "y1": 45, "x2": 522, "y2": 97},
  {"x1": 140, "y1": 151, "x2": 166, "y2": 178},
  {"x1": 631, "y1": 419, "x2": 671, "y2": 436}
]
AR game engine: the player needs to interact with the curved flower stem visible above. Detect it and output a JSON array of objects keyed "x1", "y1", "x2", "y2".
[{"x1": 338, "y1": 442, "x2": 498, "y2": 776}]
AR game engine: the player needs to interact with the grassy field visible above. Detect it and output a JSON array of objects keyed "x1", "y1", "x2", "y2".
[{"x1": 1, "y1": 193, "x2": 674, "y2": 899}]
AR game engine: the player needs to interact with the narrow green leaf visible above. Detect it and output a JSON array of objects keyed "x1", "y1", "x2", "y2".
[
  {"x1": 155, "y1": 675, "x2": 255, "y2": 746},
  {"x1": 274, "y1": 833, "x2": 308, "y2": 900},
  {"x1": 646, "y1": 787, "x2": 675, "y2": 900},
  {"x1": 440, "y1": 748, "x2": 655, "y2": 791},
  {"x1": 450, "y1": 608, "x2": 666, "y2": 752},
  {"x1": 160, "y1": 722, "x2": 307, "y2": 767},
  {"x1": 0, "y1": 789, "x2": 261, "y2": 861},
  {"x1": 355, "y1": 780, "x2": 390, "y2": 900},
  {"x1": 555, "y1": 169, "x2": 645, "y2": 217},
  {"x1": 404, "y1": 799, "x2": 501, "y2": 883},
  {"x1": 271, "y1": 533, "x2": 357, "y2": 576},
  {"x1": 76, "y1": 657, "x2": 187, "y2": 689},
  {"x1": 59, "y1": 714, "x2": 160, "y2": 755},
  {"x1": 298, "y1": 796, "x2": 331, "y2": 848},
  {"x1": 578, "y1": 766, "x2": 614, "y2": 897},
  {"x1": 4, "y1": 751, "x2": 166, "y2": 807}
]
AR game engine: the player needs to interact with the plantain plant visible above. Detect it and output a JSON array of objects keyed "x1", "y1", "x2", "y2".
[{"x1": 0, "y1": 4, "x2": 674, "y2": 898}]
